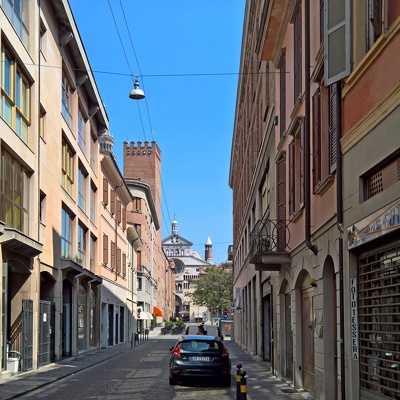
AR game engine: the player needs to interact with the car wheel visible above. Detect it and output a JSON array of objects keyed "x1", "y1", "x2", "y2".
[{"x1": 169, "y1": 376, "x2": 177, "y2": 385}]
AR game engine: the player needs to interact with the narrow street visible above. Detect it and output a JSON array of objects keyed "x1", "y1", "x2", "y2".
[{"x1": 17, "y1": 339, "x2": 234, "y2": 400}]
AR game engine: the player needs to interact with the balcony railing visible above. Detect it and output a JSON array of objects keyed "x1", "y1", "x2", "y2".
[{"x1": 249, "y1": 218, "x2": 291, "y2": 271}]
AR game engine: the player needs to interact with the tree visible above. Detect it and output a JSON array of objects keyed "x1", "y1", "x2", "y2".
[{"x1": 187, "y1": 267, "x2": 233, "y2": 318}]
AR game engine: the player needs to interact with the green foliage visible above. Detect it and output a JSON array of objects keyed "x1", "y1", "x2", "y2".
[
  {"x1": 164, "y1": 320, "x2": 174, "y2": 328},
  {"x1": 175, "y1": 320, "x2": 185, "y2": 328},
  {"x1": 188, "y1": 267, "x2": 233, "y2": 316}
]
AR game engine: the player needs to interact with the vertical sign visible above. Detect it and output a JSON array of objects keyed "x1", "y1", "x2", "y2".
[{"x1": 351, "y1": 278, "x2": 359, "y2": 360}]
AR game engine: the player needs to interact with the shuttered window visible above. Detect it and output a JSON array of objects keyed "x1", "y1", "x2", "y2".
[
  {"x1": 111, "y1": 241, "x2": 115, "y2": 270},
  {"x1": 110, "y1": 189, "x2": 115, "y2": 215},
  {"x1": 103, "y1": 234, "x2": 108, "y2": 265},
  {"x1": 276, "y1": 155, "x2": 286, "y2": 250},
  {"x1": 103, "y1": 177, "x2": 108, "y2": 205},
  {"x1": 117, "y1": 247, "x2": 121, "y2": 274},
  {"x1": 289, "y1": 141, "x2": 295, "y2": 216},
  {"x1": 122, "y1": 253, "x2": 126, "y2": 277},
  {"x1": 293, "y1": 5, "x2": 302, "y2": 103},
  {"x1": 324, "y1": 0, "x2": 351, "y2": 85},
  {"x1": 279, "y1": 54, "x2": 286, "y2": 138},
  {"x1": 122, "y1": 207, "x2": 127, "y2": 230},
  {"x1": 368, "y1": 0, "x2": 382, "y2": 49},
  {"x1": 312, "y1": 89, "x2": 322, "y2": 190},
  {"x1": 117, "y1": 199, "x2": 121, "y2": 223},
  {"x1": 299, "y1": 119, "x2": 305, "y2": 206},
  {"x1": 320, "y1": 0, "x2": 325, "y2": 43},
  {"x1": 329, "y1": 83, "x2": 339, "y2": 173}
]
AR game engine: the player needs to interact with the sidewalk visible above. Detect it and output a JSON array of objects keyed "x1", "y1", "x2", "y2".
[{"x1": 0, "y1": 327, "x2": 313, "y2": 400}]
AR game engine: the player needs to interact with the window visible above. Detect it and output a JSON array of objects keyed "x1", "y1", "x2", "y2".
[
  {"x1": 329, "y1": 83, "x2": 340, "y2": 174},
  {"x1": 111, "y1": 241, "x2": 115, "y2": 270},
  {"x1": 110, "y1": 189, "x2": 116, "y2": 215},
  {"x1": 103, "y1": 177, "x2": 108, "y2": 205},
  {"x1": 137, "y1": 251, "x2": 142, "y2": 272},
  {"x1": 2, "y1": 0, "x2": 29, "y2": 47},
  {"x1": 122, "y1": 253, "x2": 127, "y2": 277},
  {"x1": 90, "y1": 183, "x2": 97, "y2": 224},
  {"x1": 367, "y1": 0, "x2": 383, "y2": 50},
  {"x1": 78, "y1": 164, "x2": 87, "y2": 212},
  {"x1": 61, "y1": 208, "x2": 72, "y2": 259},
  {"x1": 279, "y1": 53, "x2": 286, "y2": 138},
  {"x1": 293, "y1": 5, "x2": 302, "y2": 103},
  {"x1": 1, "y1": 46, "x2": 30, "y2": 143},
  {"x1": 122, "y1": 207, "x2": 126, "y2": 230},
  {"x1": 103, "y1": 233, "x2": 108, "y2": 265},
  {"x1": 0, "y1": 148, "x2": 29, "y2": 233},
  {"x1": 77, "y1": 223, "x2": 86, "y2": 267},
  {"x1": 312, "y1": 86, "x2": 334, "y2": 193},
  {"x1": 39, "y1": 18, "x2": 47, "y2": 55},
  {"x1": 40, "y1": 105, "x2": 46, "y2": 139},
  {"x1": 276, "y1": 154, "x2": 286, "y2": 250},
  {"x1": 40, "y1": 190, "x2": 46, "y2": 224},
  {"x1": 117, "y1": 199, "x2": 121, "y2": 223},
  {"x1": 62, "y1": 69, "x2": 72, "y2": 126},
  {"x1": 62, "y1": 138, "x2": 74, "y2": 195},
  {"x1": 288, "y1": 119, "x2": 304, "y2": 216},
  {"x1": 90, "y1": 235, "x2": 96, "y2": 273},
  {"x1": 90, "y1": 130, "x2": 97, "y2": 173},
  {"x1": 117, "y1": 247, "x2": 121, "y2": 274},
  {"x1": 78, "y1": 108, "x2": 87, "y2": 154},
  {"x1": 137, "y1": 277, "x2": 142, "y2": 291},
  {"x1": 132, "y1": 197, "x2": 141, "y2": 212}
]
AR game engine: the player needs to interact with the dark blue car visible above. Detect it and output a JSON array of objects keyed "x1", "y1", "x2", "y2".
[{"x1": 169, "y1": 335, "x2": 231, "y2": 387}]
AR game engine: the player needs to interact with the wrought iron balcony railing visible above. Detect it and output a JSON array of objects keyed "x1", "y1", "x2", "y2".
[{"x1": 249, "y1": 218, "x2": 291, "y2": 271}]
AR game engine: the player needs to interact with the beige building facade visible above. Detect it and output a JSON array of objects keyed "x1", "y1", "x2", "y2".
[{"x1": 0, "y1": 0, "x2": 141, "y2": 376}]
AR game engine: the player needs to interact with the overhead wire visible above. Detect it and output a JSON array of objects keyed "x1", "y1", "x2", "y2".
[{"x1": 111, "y1": 0, "x2": 172, "y2": 230}]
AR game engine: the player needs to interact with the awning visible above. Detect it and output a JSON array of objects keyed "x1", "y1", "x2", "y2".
[
  {"x1": 153, "y1": 306, "x2": 163, "y2": 317},
  {"x1": 137, "y1": 312, "x2": 153, "y2": 320}
]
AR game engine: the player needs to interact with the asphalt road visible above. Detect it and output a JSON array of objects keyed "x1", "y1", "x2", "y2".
[{"x1": 18, "y1": 339, "x2": 235, "y2": 400}]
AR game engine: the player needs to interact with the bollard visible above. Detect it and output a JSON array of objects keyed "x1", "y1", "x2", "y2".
[
  {"x1": 131, "y1": 332, "x2": 134, "y2": 348},
  {"x1": 236, "y1": 364, "x2": 242, "y2": 399},
  {"x1": 240, "y1": 370, "x2": 247, "y2": 400},
  {"x1": 134, "y1": 332, "x2": 139, "y2": 346}
]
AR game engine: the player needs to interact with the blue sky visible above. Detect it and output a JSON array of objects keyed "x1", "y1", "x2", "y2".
[{"x1": 69, "y1": 0, "x2": 245, "y2": 264}]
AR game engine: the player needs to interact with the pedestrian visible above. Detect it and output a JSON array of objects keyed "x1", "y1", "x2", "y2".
[{"x1": 197, "y1": 325, "x2": 207, "y2": 335}]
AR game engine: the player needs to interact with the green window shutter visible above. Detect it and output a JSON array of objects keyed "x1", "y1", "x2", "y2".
[{"x1": 324, "y1": 0, "x2": 351, "y2": 85}]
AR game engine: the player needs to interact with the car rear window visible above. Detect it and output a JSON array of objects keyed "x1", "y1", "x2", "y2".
[
  {"x1": 179, "y1": 340, "x2": 221, "y2": 352},
  {"x1": 186, "y1": 325, "x2": 219, "y2": 336}
]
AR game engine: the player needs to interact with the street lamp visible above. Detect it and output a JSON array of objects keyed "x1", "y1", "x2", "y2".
[{"x1": 129, "y1": 77, "x2": 145, "y2": 100}]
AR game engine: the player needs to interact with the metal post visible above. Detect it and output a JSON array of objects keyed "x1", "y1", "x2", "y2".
[
  {"x1": 240, "y1": 370, "x2": 247, "y2": 400},
  {"x1": 236, "y1": 363, "x2": 242, "y2": 399}
]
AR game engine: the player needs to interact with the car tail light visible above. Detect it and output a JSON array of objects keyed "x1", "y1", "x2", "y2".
[
  {"x1": 221, "y1": 346, "x2": 229, "y2": 358},
  {"x1": 172, "y1": 345, "x2": 181, "y2": 357}
]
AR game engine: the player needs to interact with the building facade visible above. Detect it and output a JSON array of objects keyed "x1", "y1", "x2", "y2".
[
  {"x1": 0, "y1": 0, "x2": 139, "y2": 376},
  {"x1": 162, "y1": 217, "x2": 212, "y2": 321},
  {"x1": 123, "y1": 141, "x2": 175, "y2": 326},
  {"x1": 230, "y1": 1, "x2": 400, "y2": 399}
]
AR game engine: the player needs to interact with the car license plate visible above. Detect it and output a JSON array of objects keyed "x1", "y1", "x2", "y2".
[{"x1": 190, "y1": 356, "x2": 211, "y2": 362}]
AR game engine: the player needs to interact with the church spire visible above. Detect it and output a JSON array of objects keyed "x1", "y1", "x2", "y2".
[{"x1": 172, "y1": 215, "x2": 178, "y2": 236}]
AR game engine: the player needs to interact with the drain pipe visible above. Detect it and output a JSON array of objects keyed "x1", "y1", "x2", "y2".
[
  {"x1": 304, "y1": 0, "x2": 317, "y2": 255},
  {"x1": 335, "y1": 82, "x2": 346, "y2": 400}
]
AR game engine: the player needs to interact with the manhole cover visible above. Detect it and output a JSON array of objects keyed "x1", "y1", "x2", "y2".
[{"x1": 280, "y1": 388, "x2": 298, "y2": 394}]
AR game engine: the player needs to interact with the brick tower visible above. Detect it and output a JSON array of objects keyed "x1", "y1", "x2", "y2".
[
  {"x1": 205, "y1": 236, "x2": 213, "y2": 263},
  {"x1": 123, "y1": 141, "x2": 162, "y2": 220}
]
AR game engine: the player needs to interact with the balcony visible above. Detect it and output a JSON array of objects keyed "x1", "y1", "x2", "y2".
[{"x1": 249, "y1": 219, "x2": 291, "y2": 271}]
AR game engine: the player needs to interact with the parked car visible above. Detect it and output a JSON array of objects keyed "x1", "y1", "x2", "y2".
[
  {"x1": 185, "y1": 323, "x2": 223, "y2": 340},
  {"x1": 169, "y1": 335, "x2": 231, "y2": 386}
]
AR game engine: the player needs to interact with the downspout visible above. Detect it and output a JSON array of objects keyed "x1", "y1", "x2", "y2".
[
  {"x1": 336, "y1": 83, "x2": 346, "y2": 400},
  {"x1": 115, "y1": 182, "x2": 124, "y2": 281},
  {"x1": 304, "y1": 0, "x2": 317, "y2": 255}
]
